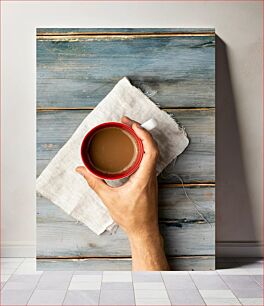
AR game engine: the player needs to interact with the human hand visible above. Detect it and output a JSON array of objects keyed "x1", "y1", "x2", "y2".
[
  {"x1": 76, "y1": 116, "x2": 169, "y2": 270},
  {"x1": 76, "y1": 116, "x2": 159, "y2": 239}
]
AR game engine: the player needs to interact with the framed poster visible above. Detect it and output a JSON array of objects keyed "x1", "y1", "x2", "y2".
[{"x1": 36, "y1": 28, "x2": 215, "y2": 271}]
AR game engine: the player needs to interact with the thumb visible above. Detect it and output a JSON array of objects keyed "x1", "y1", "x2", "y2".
[{"x1": 75, "y1": 166, "x2": 109, "y2": 196}]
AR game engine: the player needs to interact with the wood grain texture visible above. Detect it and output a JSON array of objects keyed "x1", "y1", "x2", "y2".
[
  {"x1": 36, "y1": 28, "x2": 215, "y2": 269},
  {"x1": 37, "y1": 36, "x2": 215, "y2": 108},
  {"x1": 37, "y1": 187, "x2": 215, "y2": 257},
  {"x1": 38, "y1": 186, "x2": 215, "y2": 224},
  {"x1": 37, "y1": 256, "x2": 215, "y2": 271},
  {"x1": 37, "y1": 109, "x2": 215, "y2": 183},
  {"x1": 37, "y1": 34, "x2": 215, "y2": 41},
  {"x1": 37, "y1": 221, "x2": 214, "y2": 257},
  {"x1": 37, "y1": 28, "x2": 215, "y2": 35}
]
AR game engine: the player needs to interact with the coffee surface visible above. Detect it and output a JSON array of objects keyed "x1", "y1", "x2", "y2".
[{"x1": 88, "y1": 127, "x2": 137, "y2": 174}]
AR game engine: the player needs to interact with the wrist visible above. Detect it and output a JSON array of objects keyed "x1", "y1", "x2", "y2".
[
  {"x1": 127, "y1": 226, "x2": 169, "y2": 271},
  {"x1": 128, "y1": 225, "x2": 162, "y2": 247}
]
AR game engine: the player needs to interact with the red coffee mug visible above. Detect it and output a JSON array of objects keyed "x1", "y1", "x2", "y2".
[{"x1": 81, "y1": 122, "x2": 144, "y2": 180}]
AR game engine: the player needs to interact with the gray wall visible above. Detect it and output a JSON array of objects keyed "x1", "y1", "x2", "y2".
[{"x1": 1, "y1": 1, "x2": 262, "y2": 257}]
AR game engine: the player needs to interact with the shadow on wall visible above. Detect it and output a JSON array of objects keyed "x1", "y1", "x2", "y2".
[{"x1": 215, "y1": 36, "x2": 259, "y2": 267}]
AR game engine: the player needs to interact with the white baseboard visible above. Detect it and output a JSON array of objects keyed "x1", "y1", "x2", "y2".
[
  {"x1": 216, "y1": 242, "x2": 263, "y2": 257},
  {"x1": 0, "y1": 242, "x2": 262, "y2": 258},
  {"x1": 1, "y1": 242, "x2": 36, "y2": 257}
]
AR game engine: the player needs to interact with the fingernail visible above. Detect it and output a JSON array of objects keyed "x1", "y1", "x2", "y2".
[
  {"x1": 135, "y1": 123, "x2": 142, "y2": 129},
  {"x1": 75, "y1": 167, "x2": 82, "y2": 174}
]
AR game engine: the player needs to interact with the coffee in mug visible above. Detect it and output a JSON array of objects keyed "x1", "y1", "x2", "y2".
[
  {"x1": 81, "y1": 122, "x2": 144, "y2": 180},
  {"x1": 88, "y1": 127, "x2": 138, "y2": 174},
  {"x1": 81, "y1": 119, "x2": 157, "y2": 180}
]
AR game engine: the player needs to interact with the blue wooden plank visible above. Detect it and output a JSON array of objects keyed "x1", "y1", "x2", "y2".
[
  {"x1": 36, "y1": 109, "x2": 215, "y2": 183},
  {"x1": 37, "y1": 187, "x2": 215, "y2": 224},
  {"x1": 37, "y1": 257, "x2": 215, "y2": 271},
  {"x1": 37, "y1": 186, "x2": 215, "y2": 257},
  {"x1": 37, "y1": 191, "x2": 215, "y2": 258},
  {"x1": 37, "y1": 219, "x2": 215, "y2": 257},
  {"x1": 37, "y1": 36, "x2": 215, "y2": 108}
]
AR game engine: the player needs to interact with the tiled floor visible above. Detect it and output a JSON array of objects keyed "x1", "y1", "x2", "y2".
[{"x1": 0, "y1": 258, "x2": 263, "y2": 305}]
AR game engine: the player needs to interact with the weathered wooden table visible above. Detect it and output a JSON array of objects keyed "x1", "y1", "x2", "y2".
[{"x1": 37, "y1": 28, "x2": 215, "y2": 270}]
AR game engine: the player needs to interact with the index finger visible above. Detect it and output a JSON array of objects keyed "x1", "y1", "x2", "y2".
[{"x1": 121, "y1": 116, "x2": 137, "y2": 127}]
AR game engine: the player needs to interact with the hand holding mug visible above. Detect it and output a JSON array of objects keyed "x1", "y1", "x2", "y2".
[
  {"x1": 77, "y1": 116, "x2": 159, "y2": 236},
  {"x1": 76, "y1": 116, "x2": 169, "y2": 271}
]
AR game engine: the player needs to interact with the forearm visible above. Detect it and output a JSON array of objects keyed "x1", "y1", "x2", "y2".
[{"x1": 128, "y1": 228, "x2": 170, "y2": 271}]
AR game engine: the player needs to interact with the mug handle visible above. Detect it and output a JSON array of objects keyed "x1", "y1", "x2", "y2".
[{"x1": 140, "y1": 118, "x2": 157, "y2": 131}]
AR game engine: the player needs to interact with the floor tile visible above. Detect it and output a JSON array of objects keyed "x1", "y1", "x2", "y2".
[
  {"x1": 231, "y1": 287, "x2": 263, "y2": 298},
  {"x1": 134, "y1": 282, "x2": 166, "y2": 290},
  {"x1": 217, "y1": 268, "x2": 249, "y2": 275},
  {"x1": 191, "y1": 274, "x2": 228, "y2": 290},
  {"x1": 73, "y1": 270, "x2": 103, "y2": 275},
  {"x1": 1, "y1": 288, "x2": 33, "y2": 305},
  {"x1": 13, "y1": 271, "x2": 42, "y2": 277},
  {"x1": 1, "y1": 257, "x2": 263, "y2": 306},
  {"x1": 37, "y1": 271, "x2": 72, "y2": 290},
  {"x1": 63, "y1": 290, "x2": 100, "y2": 305},
  {"x1": 134, "y1": 289, "x2": 169, "y2": 299},
  {"x1": 239, "y1": 298, "x2": 264, "y2": 305},
  {"x1": 167, "y1": 289, "x2": 205, "y2": 305},
  {"x1": 28, "y1": 289, "x2": 66, "y2": 305},
  {"x1": 245, "y1": 268, "x2": 263, "y2": 275},
  {"x1": 3, "y1": 280, "x2": 38, "y2": 290},
  {"x1": 99, "y1": 289, "x2": 135, "y2": 305},
  {"x1": 162, "y1": 274, "x2": 196, "y2": 289},
  {"x1": 132, "y1": 272, "x2": 162, "y2": 282},
  {"x1": 103, "y1": 271, "x2": 132, "y2": 275},
  {"x1": 8, "y1": 274, "x2": 41, "y2": 283},
  {"x1": 252, "y1": 275, "x2": 263, "y2": 287},
  {"x1": 162, "y1": 271, "x2": 189, "y2": 275},
  {"x1": 189, "y1": 271, "x2": 218, "y2": 275},
  {"x1": 71, "y1": 274, "x2": 101, "y2": 282},
  {"x1": 0, "y1": 275, "x2": 11, "y2": 282},
  {"x1": 203, "y1": 297, "x2": 240, "y2": 305},
  {"x1": 102, "y1": 271, "x2": 132, "y2": 282},
  {"x1": 101, "y1": 281, "x2": 133, "y2": 290},
  {"x1": 199, "y1": 289, "x2": 237, "y2": 298},
  {"x1": 221, "y1": 275, "x2": 261, "y2": 289},
  {"x1": 135, "y1": 299, "x2": 171, "y2": 305},
  {"x1": 69, "y1": 281, "x2": 101, "y2": 290},
  {"x1": 14, "y1": 262, "x2": 43, "y2": 275}
]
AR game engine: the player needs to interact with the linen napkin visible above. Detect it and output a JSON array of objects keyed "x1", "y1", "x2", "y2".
[{"x1": 37, "y1": 77, "x2": 189, "y2": 235}]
